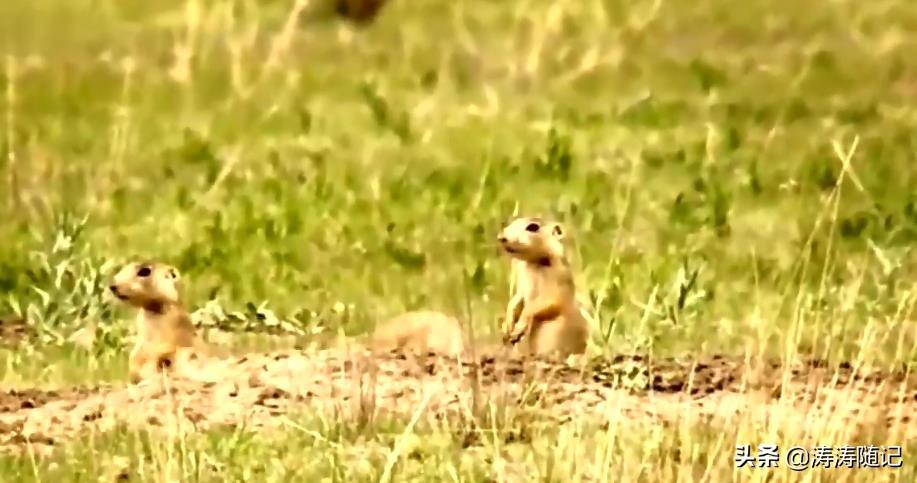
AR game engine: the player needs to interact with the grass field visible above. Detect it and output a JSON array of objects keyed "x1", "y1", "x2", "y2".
[{"x1": 0, "y1": 0, "x2": 916, "y2": 481}]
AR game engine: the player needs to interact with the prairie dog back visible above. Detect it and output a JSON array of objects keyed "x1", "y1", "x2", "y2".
[{"x1": 371, "y1": 310, "x2": 467, "y2": 357}]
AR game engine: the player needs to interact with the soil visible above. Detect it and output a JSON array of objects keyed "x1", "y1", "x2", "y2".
[{"x1": 0, "y1": 348, "x2": 914, "y2": 455}]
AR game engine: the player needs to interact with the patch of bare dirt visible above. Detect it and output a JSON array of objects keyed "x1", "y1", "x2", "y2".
[
  {"x1": 0, "y1": 387, "x2": 103, "y2": 413},
  {"x1": 0, "y1": 349, "x2": 914, "y2": 454}
]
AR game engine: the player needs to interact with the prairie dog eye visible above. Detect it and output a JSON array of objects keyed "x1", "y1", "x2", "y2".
[
  {"x1": 136, "y1": 266, "x2": 152, "y2": 277},
  {"x1": 524, "y1": 222, "x2": 540, "y2": 233}
]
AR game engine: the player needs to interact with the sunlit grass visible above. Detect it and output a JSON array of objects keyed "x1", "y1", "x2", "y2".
[{"x1": 0, "y1": 0, "x2": 916, "y2": 480}]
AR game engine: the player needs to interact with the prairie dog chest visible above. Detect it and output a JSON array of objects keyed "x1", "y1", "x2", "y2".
[
  {"x1": 515, "y1": 263, "x2": 564, "y2": 302},
  {"x1": 136, "y1": 311, "x2": 170, "y2": 340}
]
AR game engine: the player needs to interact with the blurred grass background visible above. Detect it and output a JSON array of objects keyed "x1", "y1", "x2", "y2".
[
  {"x1": 0, "y1": 0, "x2": 916, "y2": 480},
  {"x1": 1, "y1": 0, "x2": 916, "y2": 374}
]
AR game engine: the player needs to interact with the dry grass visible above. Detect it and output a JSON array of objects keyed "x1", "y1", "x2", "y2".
[{"x1": 0, "y1": 0, "x2": 916, "y2": 480}]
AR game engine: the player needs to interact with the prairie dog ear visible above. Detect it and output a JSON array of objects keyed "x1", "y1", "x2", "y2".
[
  {"x1": 550, "y1": 223, "x2": 566, "y2": 239},
  {"x1": 167, "y1": 266, "x2": 181, "y2": 281}
]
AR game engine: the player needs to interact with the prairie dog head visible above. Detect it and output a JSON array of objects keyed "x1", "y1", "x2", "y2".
[
  {"x1": 109, "y1": 261, "x2": 183, "y2": 309},
  {"x1": 497, "y1": 217, "x2": 567, "y2": 264}
]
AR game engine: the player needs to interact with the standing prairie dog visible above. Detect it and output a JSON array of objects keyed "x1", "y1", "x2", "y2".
[
  {"x1": 498, "y1": 217, "x2": 589, "y2": 356},
  {"x1": 109, "y1": 261, "x2": 201, "y2": 383},
  {"x1": 370, "y1": 310, "x2": 467, "y2": 357}
]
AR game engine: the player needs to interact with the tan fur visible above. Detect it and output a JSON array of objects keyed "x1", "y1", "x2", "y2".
[
  {"x1": 370, "y1": 310, "x2": 467, "y2": 357},
  {"x1": 109, "y1": 261, "x2": 202, "y2": 383},
  {"x1": 498, "y1": 217, "x2": 589, "y2": 356}
]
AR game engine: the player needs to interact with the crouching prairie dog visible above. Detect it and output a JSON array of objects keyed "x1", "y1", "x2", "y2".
[
  {"x1": 498, "y1": 217, "x2": 589, "y2": 356},
  {"x1": 109, "y1": 261, "x2": 203, "y2": 383},
  {"x1": 370, "y1": 310, "x2": 468, "y2": 358}
]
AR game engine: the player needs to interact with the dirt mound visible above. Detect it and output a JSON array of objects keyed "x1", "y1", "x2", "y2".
[
  {"x1": 1, "y1": 349, "x2": 914, "y2": 454},
  {"x1": 0, "y1": 387, "x2": 105, "y2": 413}
]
